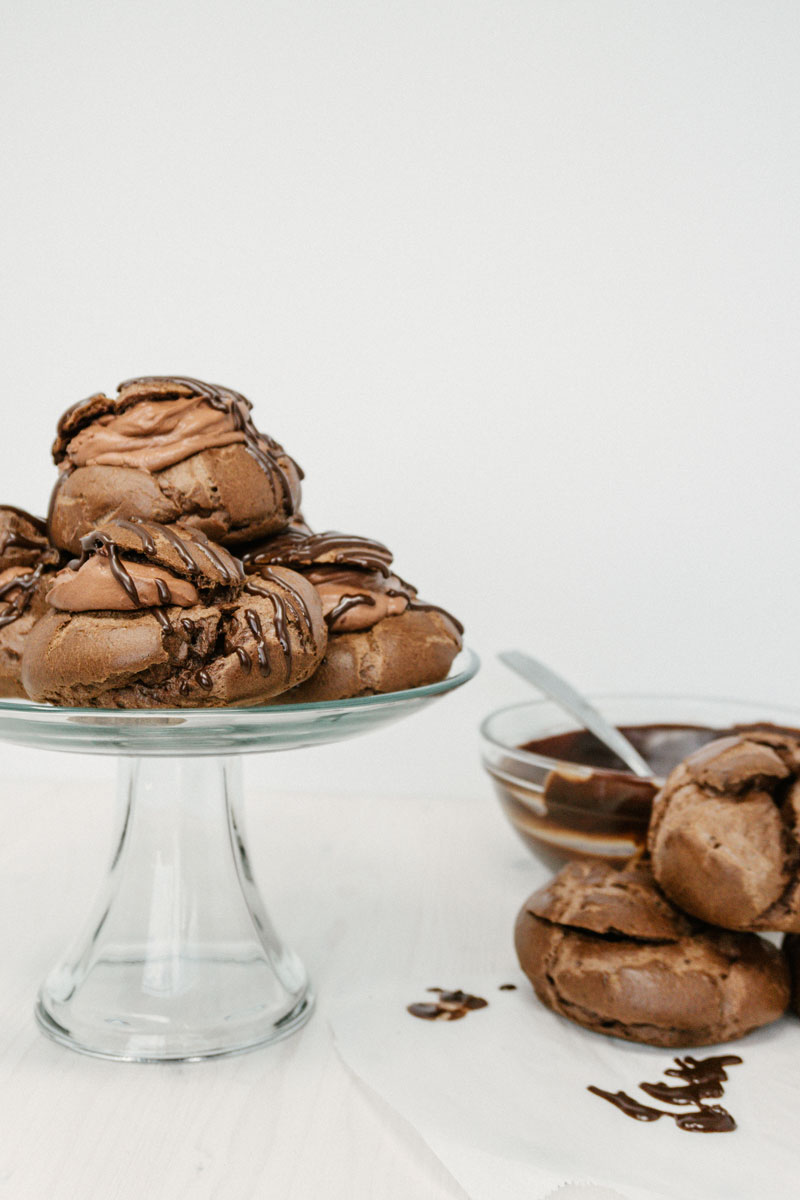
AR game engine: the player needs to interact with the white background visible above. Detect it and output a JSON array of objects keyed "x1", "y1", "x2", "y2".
[
  {"x1": 1, "y1": 8, "x2": 799, "y2": 1199},
  {"x1": 2, "y1": 0, "x2": 800, "y2": 798}
]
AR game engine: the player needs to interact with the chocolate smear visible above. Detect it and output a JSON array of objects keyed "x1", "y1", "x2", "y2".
[
  {"x1": 407, "y1": 988, "x2": 489, "y2": 1022},
  {"x1": 589, "y1": 1054, "x2": 743, "y2": 1133}
]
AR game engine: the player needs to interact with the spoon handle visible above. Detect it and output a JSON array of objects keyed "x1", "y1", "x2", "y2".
[{"x1": 498, "y1": 651, "x2": 653, "y2": 779}]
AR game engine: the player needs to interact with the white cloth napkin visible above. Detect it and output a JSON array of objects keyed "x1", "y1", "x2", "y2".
[{"x1": 329, "y1": 972, "x2": 798, "y2": 1200}]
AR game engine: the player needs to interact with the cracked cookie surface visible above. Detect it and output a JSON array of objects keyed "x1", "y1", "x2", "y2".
[
  {"x1": 514, "y1": 860, "x2": 789, "y2": 1046},
  {"x1": 648, "y1": 732, "x2": 800, "y2": 931}
]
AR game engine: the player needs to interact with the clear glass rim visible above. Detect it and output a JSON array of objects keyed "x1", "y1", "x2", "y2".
[
  {"x1": 0, "y1": 646, "x2": 480, "y2": 719},
  {"x1": 479, "y1": 690, "x2": 800, "y2": 781}
]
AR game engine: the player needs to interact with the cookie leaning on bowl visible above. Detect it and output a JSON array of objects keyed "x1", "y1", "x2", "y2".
[
  {"x1": 514, "y1": 859, "x2": 789, "y2": 1046},
  {"x1": 240, "y1": 526, "x2": 463, "y2": 701},
  {"x1": 0, "y1": 505, "x2": 63, "y2": 698},
  {"x1": 648, "y1": 732, "x2": 800, "y2": 931},
  {"x1": 48, "y1": 375, "x2": 303, "y2": 554},
  {"x1": 21, "y1": 519, "x2": 326, "y2": 708}
]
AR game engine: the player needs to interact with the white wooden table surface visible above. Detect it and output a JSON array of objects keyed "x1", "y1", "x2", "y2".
[{"x1": 0, "y1": 761, "x2": 570, "y2": 1200}]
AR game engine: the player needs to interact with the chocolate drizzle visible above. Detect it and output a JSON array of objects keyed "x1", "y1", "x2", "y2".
[
  {"x1": 244, "y1": 608, "x2": 270, "y2": 675},
  {"x1": 326, "y1": 592, "x2": 376, "y2": 628},
  {"x1": 242, "y1": 572, "x2": 318, "y2": 680},
  {"x1": 407, "y1": 988, "x2": 489, "y2": 1022},
  {"x1": 588, "y1": 1055, "x2": 743, "y2": 1133},
  {"x1": 114, "y1": 518, "x2": 157, "y2": 556},
  {"x1": 154, "y1": 577, "x2": 171, "y2": 606},
  {"x1": 242, "y1": 529, "x2": 394, "y2": 575},
  {"x1": 243, "y1": 528, "x2": 463, "y2": 640},
  {"x1": 152, "y1": 607, "x2": 172, "y2": 632},
  {"x1": 155, "y1": 522, "x2": 207, "y2": 575},
  {"x1": 0, "y1": 506, "x2": 48, "y2": 538},
  {"x1": 188, "y1": 527, "x2": 243, "y2": 584},
  {"x1": 269, "y1": 589, "x2": 292, "y2": 678},
  {"x1": 118, "y1": 376, "x2": 303, "y2": 506},
  {"x1": 0, "y1": 562, "x2": 46, "y2": 629},
  {"x1": 75, "y1": 530, "x2": 141, "y2": 607},
  {"x1": 0, "y1": 531, "x2": 46, "y2": 555},
  {"x1": 386, "y1": 589, "x2": 464, "y2": 636},
  {"x1": 247, "y1": 570, "x2": 314, "y2": 638}
]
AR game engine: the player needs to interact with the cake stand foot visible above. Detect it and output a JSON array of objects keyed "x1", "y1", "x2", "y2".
[{"x1": 36, "y1": 755, "x2": 312, "y2": 1062}]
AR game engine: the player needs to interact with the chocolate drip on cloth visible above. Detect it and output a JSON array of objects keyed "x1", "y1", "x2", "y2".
[
  {"x1": 407, "y1": 988, "x2": 489, "y2": 1022},
  {"x1": 589, "y1": 1055, "x2": 743, "y2": 1134},
  {"x1": 119, "y1": 375, "x2": 303, "y2": 502},
  {"x1": 587, "y1": 1089, "x2": 665, "y2": 1123}
]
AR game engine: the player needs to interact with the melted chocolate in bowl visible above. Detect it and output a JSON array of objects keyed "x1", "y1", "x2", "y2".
[{"x1": 489, "y1": 721, "x2": 800, "y2": 867}]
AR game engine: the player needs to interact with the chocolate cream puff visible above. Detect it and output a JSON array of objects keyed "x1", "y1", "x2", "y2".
[
  {"x1": 240, "y1": 526, "x2": 463, "y2": 701},
  {"x1": 0, "y1": 506, "x2": 62, "y2": 698},
  {"x1": 22, "y1": 519, "x2": 326, "y2": 708},
  {"x1": 648, "y1": 732, "x2": 800, "y2": 932},
  {"x1": 515, "y1": 860, "x2": 789, "y2": 1047},
  {"x1": 48, "y1": 376, "x2": 303, "y2": 554}
]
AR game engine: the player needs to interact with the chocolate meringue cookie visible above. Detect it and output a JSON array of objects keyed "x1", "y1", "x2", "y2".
[
  {"x1": 21, "y1": 519, "x2": 326, "y2": 708},
  {"x1": 515, "y1": 860, "x2": 789, "y2": 1046},
  {"x1": 648, "y1": 732, "x2": 800, "y2": 932},
  {"x1": 0, "y1": 506, "x2": 59, "y2": 571},
  {"x1": 48, "y1": 376, "x2": 303, "y2": 554},
  {"x1": 782, "y1": 933, "x2": 800, "y2": 1015},
  {"x1": 241, "y1": 528, "x2": 463, "y2": 701},
  {"x1": 0, "y1": 506, "x2": 62, "y2": 698}
]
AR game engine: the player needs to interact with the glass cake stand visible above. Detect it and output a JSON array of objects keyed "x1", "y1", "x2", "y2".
[{"x1": 0, "y1": 648, "x2": 478, "y2": 1063}]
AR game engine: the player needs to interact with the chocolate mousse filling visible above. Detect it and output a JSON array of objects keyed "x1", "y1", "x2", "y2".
[
  {"x1": 62, "y1": 394, "x2": 247, "y2": 472},
  {"x1": 243, "y1": 528, "x2": 463, "y2": 636}
]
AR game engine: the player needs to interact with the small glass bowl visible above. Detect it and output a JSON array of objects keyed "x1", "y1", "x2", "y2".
[{"x1": 480, "y1": 694, "x2": 800, "y2": 869}]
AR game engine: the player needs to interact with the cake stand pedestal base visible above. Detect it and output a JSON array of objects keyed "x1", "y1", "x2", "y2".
[{"x1": 35, "y1": 755, "x2": 311, "y2": 1063}]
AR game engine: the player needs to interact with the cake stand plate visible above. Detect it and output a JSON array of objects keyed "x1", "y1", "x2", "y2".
[{"x1": 0, "y1": 649, "x2": 478, "y2": 1063}]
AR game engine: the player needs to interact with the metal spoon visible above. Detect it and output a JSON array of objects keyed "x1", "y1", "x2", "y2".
[{"x1": 498, "y1": 651, "x2": 653, "y2": 779}]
